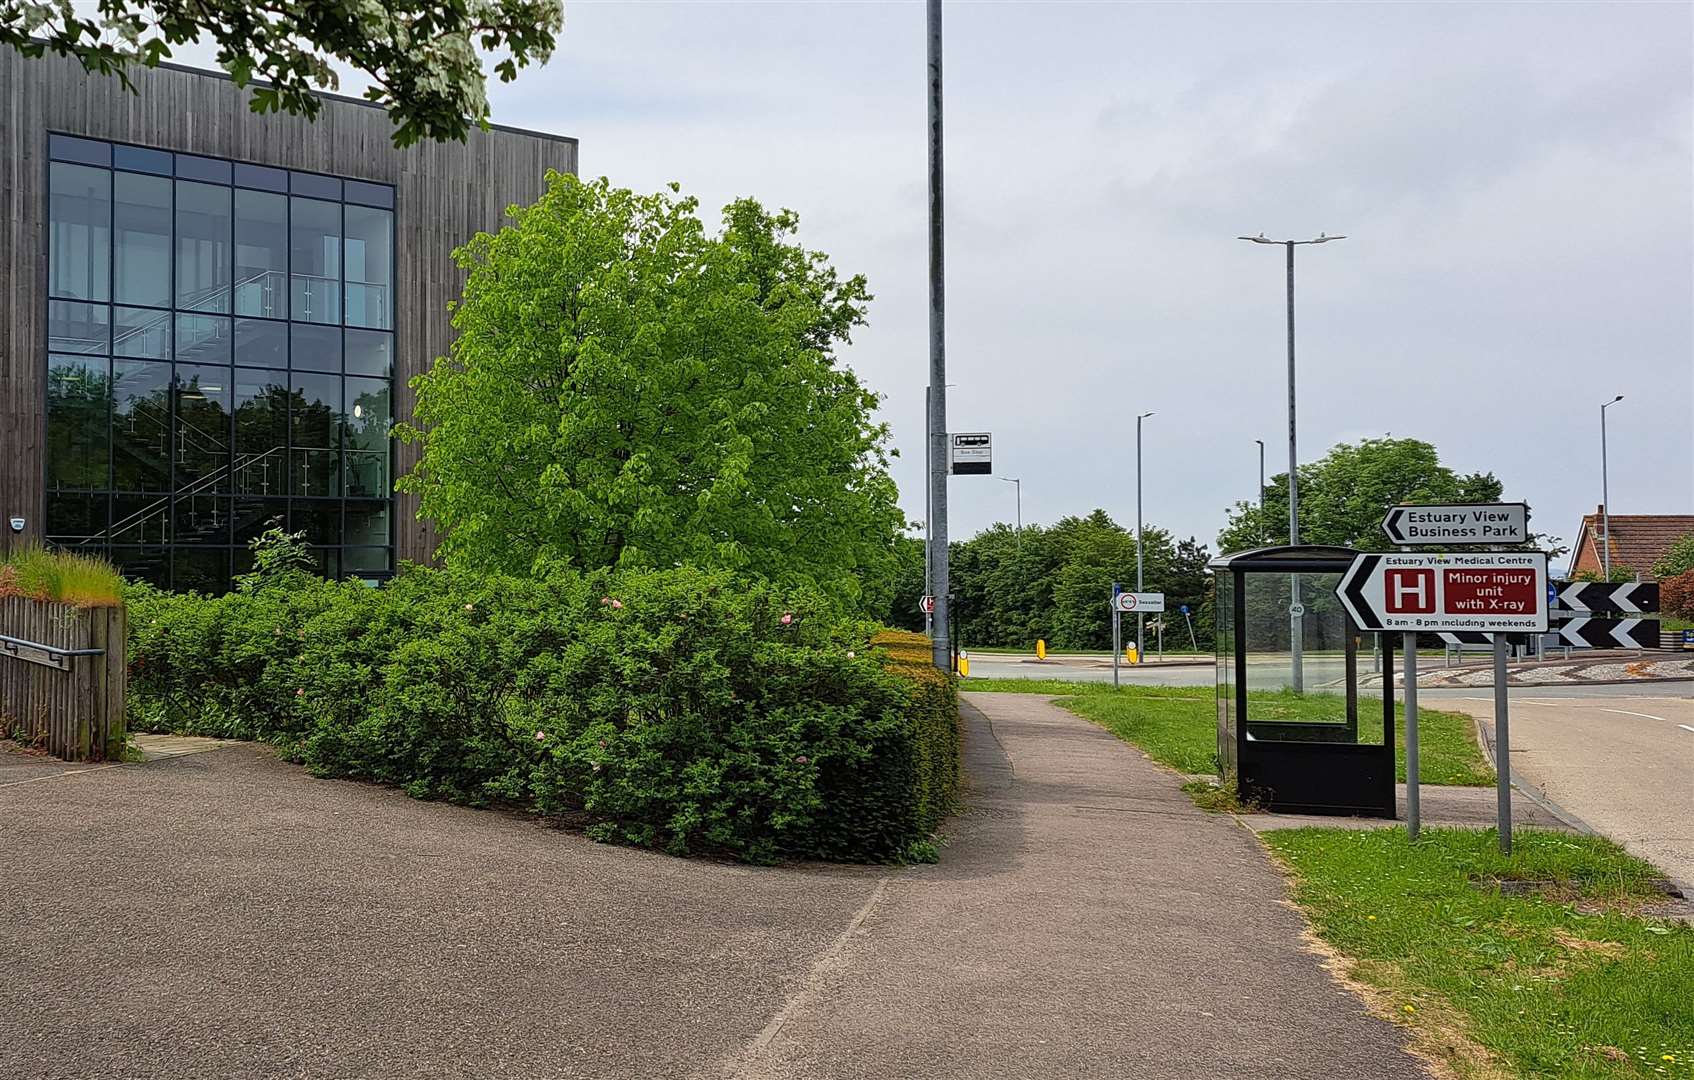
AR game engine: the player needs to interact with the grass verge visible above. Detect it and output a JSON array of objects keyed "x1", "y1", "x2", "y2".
[
  {"x1": 963, "y1": 679, "x2": 1494, "y2": 786},
  {"x1": 1264, "y1": 827, "x2": 1692, "y2": 1079}
]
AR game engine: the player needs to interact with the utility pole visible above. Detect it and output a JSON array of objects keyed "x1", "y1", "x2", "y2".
[
  {"x1": 1600, "y1": 395, "x2": 1623, "y2": 580},
  {"x1": 926, "y1": 0, "x2": 950, "y2": 671},
  {"x1": 1136, "y1": 411, "x2": 1154, "y2": 662},
  {"x1": 924, "y1": 384, "x2": 932, "y2": 638},
  {"x1": 1238, "y1": 232, "x2": 1346, "y2": 692}
]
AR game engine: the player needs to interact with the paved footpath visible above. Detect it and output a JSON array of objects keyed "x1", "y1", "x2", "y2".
[{"x1": 1, "y1": 695, "x2": 1428, "y2": 1080}]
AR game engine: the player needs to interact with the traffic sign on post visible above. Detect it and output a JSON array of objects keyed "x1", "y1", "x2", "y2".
[
  {"x1": 948, "y1": 433, "x2": 992, "y2": 475},
  {"x1": 1381, "y1": 502, "x2": 1529, "y2": 546},
  {"x1": 919, "y1": 594, "x2": 936, "y2": 615},
  {"x1": 1112, "y1": 591, "x2": 1166, "y2": 613},
  {"x1": 1335, "y1": 552, "x2": 1549, "y2": 633}
]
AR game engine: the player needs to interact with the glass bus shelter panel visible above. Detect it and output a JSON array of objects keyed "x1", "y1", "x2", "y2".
[
  {"x1": 1215, "y1": 570, "x2": 1237, "y2": 774},
  {"x1": 1240, "y1": 569, "x2": 1379, "y2": 746}
]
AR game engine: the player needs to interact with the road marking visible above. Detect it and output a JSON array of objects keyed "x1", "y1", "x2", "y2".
[
  {"x1": 1602, "y1": 708, "x2": 1671, "y2": 723},
  {"x1": 1679, "y1": 725, "x2": 1694, "y2": 734}
]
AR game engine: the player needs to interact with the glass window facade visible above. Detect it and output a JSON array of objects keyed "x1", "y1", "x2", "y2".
[{"x1": 44, "y1": 135, "x2": 396, "y2": 591}]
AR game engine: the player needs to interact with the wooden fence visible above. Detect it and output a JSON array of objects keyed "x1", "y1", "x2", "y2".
[{"x1": 0, "y1": 598, "x2": 127, "y2": 761}]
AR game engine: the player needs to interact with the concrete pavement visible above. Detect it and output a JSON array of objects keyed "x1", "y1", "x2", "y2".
[
  {"x1": 1, "y1": 697, "x2": 1429, "y2": 1079},
  {"x1": 1437, "y1": 691, "x2": 1694, "y2": 888}
]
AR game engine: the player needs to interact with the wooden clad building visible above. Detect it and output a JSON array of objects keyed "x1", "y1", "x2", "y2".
[{"x1": 0, "y1": 52, "x2": 577, "y2": 584}]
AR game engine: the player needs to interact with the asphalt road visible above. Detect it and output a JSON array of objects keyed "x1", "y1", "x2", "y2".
[
  {"x1": 0, "y1": 698, "x2": 1429, "y2": 1079},
  {"x1": 1432, "y1": 690, "x2": 1694, "y2": 888}
]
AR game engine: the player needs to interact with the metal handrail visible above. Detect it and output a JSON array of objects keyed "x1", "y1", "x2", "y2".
[{"x1": 0, "y1": 632, "x2": 106, "y2": 658}]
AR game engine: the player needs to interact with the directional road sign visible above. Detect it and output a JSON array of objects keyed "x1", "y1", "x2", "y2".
[
  {"x1": 1382, "y1": 502, "x2": 1529, "y2": 546},
  {"x1": 1113, "y1": 591, "x2": 1165, "y2": 613},
  {"x1": 1556, "y1": 618, "x2": 1661, "y2": 650},
  {"x1": 918, "y1": 594, "x2": 936, "y2": 614},
  {"x1": 949, "y1": 433, "x2": 992, "y2": 475},
  {"x1": 1551, "y1": 581, "x2": 1659, "y2": 615},
  {"x1": 1336, "y1": 552, "x2": 1549, "y2": 633}
]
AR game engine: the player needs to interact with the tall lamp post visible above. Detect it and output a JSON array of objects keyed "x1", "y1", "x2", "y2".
[
  {"x1": 999, "y1": 476, "x2": 1022, "y2": 550},
  {"x1": 1136, "y1": 411, "x2": 1154, "y2": 660},
  {"x1": 1254, "y1": 438, "x2": 1266, "y2": 545},
  {"x1": 1238, "y1": 231, "x2": 1345, "y2": 692},
  {"x1": 1600, "y1": 394, "x2": 1624, "y2": 580},
  {"x1": 925, "y1": 0, "x2": 950, "y2": 671}
]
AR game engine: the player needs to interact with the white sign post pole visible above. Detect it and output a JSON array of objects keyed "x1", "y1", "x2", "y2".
[{"x1": 1404, "y1": 631, "x2": 1420, "y2": 841}]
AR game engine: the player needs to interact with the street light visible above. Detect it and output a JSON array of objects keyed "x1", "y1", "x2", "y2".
[
  {"x1": 1238, "y1": 231, "x2": 1346, "y2": 693},
  {"x1": 1254, "y1": 438, "x2": 1265, "y2": 545},
  {"x1": 999, "y1": 476, "x2": 1022, "y2": 550},
  {"x1": 1136, "y1": 411, "x2": 1154, "y2": 661},
  {"x1": 1601, "y1": 394, "x2": 1624, "y2": 580}
]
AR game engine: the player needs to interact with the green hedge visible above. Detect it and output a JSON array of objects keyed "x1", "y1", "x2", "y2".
[{"x1": 126, "y1": 566, "x2": 958, "y2": 864}]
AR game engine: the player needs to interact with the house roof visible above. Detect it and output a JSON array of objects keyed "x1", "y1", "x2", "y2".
[{"x1": 1571, "y1": 508, "x2": 1694, "y2": 579}]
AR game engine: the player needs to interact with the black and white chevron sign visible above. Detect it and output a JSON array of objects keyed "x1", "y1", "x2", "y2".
[
  {"x1": 1556, "y1": 618, "x2": 1661, "y2": 649},
  {"x1": 1552, "y1": 581, "x2": 1659, "y2": 615},
  {"x1": 1438, "y1": 632, "x2": 1493, "y2": 646}
]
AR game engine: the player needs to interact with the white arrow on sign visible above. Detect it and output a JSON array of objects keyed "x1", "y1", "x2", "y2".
[{"x1": 919, "y1": 595, "x2": 936, "y2": 614}]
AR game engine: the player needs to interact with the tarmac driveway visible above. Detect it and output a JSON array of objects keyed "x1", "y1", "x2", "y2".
[{"x1": 1, "y1": 698, "x2": 1428, "y2": 1080}]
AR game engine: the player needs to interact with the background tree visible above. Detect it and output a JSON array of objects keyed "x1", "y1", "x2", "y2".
[
  {"x1": 943, "y1": 510, "x2": 1215, "y2": 652},
  {"x1": 1215, "y1": 436, "x2": 1550, "y2": 555},
  {"x1": 3, "y1": 0, "x2": 563, "y2": 146},
  {"x1": 1653, "y1": 534, "x2": 1694, "y2": 580},
  {"x1": 399, "y1": 174, "x2": 904, "y2": 613}
]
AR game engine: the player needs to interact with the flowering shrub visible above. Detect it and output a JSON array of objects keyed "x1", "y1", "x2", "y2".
[{"x1": 126, "y1": 566, "x2": 957, "y2": 863}]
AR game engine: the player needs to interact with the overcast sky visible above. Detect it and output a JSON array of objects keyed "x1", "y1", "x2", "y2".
[{"x1": 354, "y1": 2, "x2": 1694, "y2": 556}]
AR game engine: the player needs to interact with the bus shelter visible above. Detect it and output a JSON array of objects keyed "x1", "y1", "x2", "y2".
[{"x1": 1210, "y1": 545, "x2": 1395, "y2": 817}]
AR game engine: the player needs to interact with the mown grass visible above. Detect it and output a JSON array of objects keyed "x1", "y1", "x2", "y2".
[
  {"x1": 964, "y1": 679, "x2": 1494, "y2": 786},
  {"x1": 0, "y1": 544, "x2": 124, "y2": 607},
  {"x1": 1264, "y1": 827, "x2": 1693, "y2": 1079}
]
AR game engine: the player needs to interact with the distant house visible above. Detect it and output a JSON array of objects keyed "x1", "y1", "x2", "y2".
[{"x1": 1567, "y1": 506, "x2": 1694, "y2": 581}]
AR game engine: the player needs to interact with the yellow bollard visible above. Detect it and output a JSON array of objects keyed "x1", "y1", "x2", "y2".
[
  {"x1": 1126, "y1": 645, "x2": 1139, "y2": 665},
  {"x1": 1036, "y1": 639, "x2": 1047, "y2": 660},
  {"x1": 957, "y1": 651, "x2": 971, "y2": 677}
]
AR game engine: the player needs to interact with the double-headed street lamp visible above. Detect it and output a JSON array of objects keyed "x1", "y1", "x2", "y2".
[
  {"x1": 1600, "y1": 394, "x2": 1624, "y2": 579},
  {"x1": 1238, "y1": 232, "x2": 1345, "y2": 693}
]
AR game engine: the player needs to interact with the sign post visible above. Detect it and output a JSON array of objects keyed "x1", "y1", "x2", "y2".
[
  {"x1": 1404, "y1": 631, "x2": 1420, "y2": 840},
  {"x1": 1337, "y1": 549, "x2": 1548, "y2": 851},
  {"x1": 1180, "y1": 604, "x2": 1197, "y2": 651},
  {"x1": 1493, "y1": 634, "x2": 1512, "y2": 852},
  {"x1": 1111, "y1": 583, "x2": 1121, "y2": 688}
]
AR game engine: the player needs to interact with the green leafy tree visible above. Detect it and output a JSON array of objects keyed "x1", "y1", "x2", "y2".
[
  {"x1": 943, "y1": 510, "x2": 1215, "y2": 652},
  {"x1": 1218, "y1": 437, "x2": 1526, "y2": 554},
  {"x1": 398, "y1": 174, "x2": 903, "y2": 613},
  {"x1": 3, "y1": 0, "x2": 563, "y2": 147},
  {"x1": 1653, "y1": 534, "x2": 1694, "y2": 580}
]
